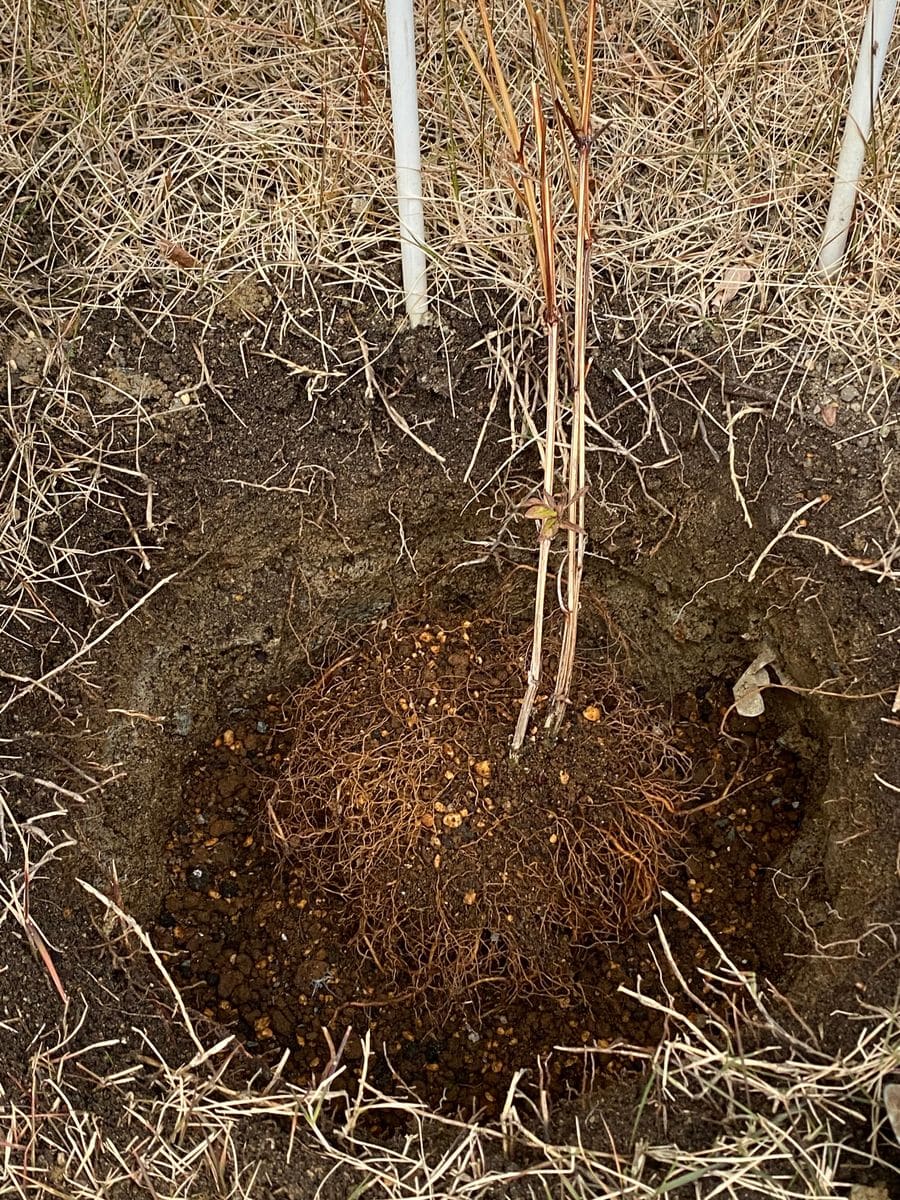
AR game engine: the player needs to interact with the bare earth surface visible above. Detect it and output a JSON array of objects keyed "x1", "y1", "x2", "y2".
[{"x1": 2, "y1": 286, "x2": 899, "y2": 1193}]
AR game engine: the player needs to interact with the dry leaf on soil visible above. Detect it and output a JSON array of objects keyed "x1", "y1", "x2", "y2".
[
  {"x1": 161, "y1": 240, "x2": 202, "y2": 269},
  {"x1": 711, "y1": 265, "x2": 752, "y2": 310},
  {"x1": 733, "y1": 645, "x2": 777, "y2": 717}
]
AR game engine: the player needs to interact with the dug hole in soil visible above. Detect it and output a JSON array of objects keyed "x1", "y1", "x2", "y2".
[{"x1": 81, "y1": 302, "x2": 898, "y2": 1122}]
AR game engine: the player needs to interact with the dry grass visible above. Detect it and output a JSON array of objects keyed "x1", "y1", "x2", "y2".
[
  {"x1": 1, "y1": 2, "x2": 899, "y2": 1197},
  {"x1": 0, "y1": 0, "x2": 526, "y2": 325},
  {"x1": 1, "y1": 894, "x2": 896, "y2": 1198},
  {"x1": 0, "y1": 332, "x2": 158, "y2": 664},
  {"x1": 1, "y1": 0, "x2": 898, "y2": 386},
  {"x1": 3, "y1": 0, "x2": 900, "y2": 632}
]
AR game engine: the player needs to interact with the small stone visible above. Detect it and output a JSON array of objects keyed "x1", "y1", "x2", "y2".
[
  {"x1": 172, "y1": 710, "x2": 192, "y2": 736},
  {"x1": 222, "y1": 729, "x2": 235, "y2": 747},
  {"x1": 187, "y1": 866, "x2": 209, "y2": 892},
  {"x1": 463, "y1": 890, "x2": 477, "y2": 905},
  {"x1": 582, "y1": 705, "x2": 601, "y2": 722},
  {"x1": 442, "y1": 812, "x2": 463, "y2": 829}
]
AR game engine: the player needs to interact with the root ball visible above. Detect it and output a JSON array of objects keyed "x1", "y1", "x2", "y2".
[{"x1": 267, "y1": 615, "x2": 691, "y2": 1005}]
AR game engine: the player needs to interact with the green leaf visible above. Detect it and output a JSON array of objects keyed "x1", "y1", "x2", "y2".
[{"x1": 524, "y1": 502, "x2": 557, "y2": 521}]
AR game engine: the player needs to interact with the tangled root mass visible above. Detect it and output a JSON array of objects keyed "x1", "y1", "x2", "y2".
[{"x1": 267, "y1": 615, "x2": 692, "y2": 1005}]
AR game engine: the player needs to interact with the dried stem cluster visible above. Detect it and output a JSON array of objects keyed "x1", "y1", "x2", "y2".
[{"x1": 462, "y1": 1, "x2": 598, "y2": 752}]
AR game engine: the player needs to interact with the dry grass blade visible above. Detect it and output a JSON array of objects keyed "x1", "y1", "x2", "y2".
[
  {"x1": 0, "y1": 0, "x2": 896, "y2": 396},
  {"x1": 0, "y1": 572, "x2": 176, "y2": 716},
  {"x1": 78, "y1": 878, "x2": 207, "y2": 1056},
  {"x1": 2, "y1": 895, "x2": 894, "y2": 1200},
  {"x1": 0, "y1": 792, "x2": 74, "y2": 1005}
]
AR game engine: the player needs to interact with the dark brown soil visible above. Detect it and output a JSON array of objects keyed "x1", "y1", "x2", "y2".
[{"x1": 154, "y1": 642, "x2": 811, "y2": 1116}]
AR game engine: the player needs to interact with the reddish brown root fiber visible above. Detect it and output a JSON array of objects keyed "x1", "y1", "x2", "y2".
[{"x1": 267, "y1": 614, "x2": 692, "y2": 1007}]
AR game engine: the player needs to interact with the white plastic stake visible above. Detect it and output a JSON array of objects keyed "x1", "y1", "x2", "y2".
[
  {"x1": 818, "y1": 0, "x2": 897, "y2": 277},
  {"x1": 385, "y1": 0, "x2": 430, "y2": 325}
]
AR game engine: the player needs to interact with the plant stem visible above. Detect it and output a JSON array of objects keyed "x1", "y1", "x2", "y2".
[
  {"x1": 547, "y1": 0, "x2": 595, "y2": 737},
  {"x1": 465, "y1": 0, "x2": 596, "y2": 752},
  {"x1": 512, "y1": 82, "x2": 559, "y2": 758}
]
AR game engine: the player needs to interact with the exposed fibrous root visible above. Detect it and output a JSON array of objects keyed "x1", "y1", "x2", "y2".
[{"x1": 267, "y1": 612, "x2": 689, "y2": 1006}]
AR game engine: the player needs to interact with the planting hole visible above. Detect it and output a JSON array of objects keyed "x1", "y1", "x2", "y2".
[{"x1": 154, "y1": 606, "x2": 819, "y2": 1114}]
